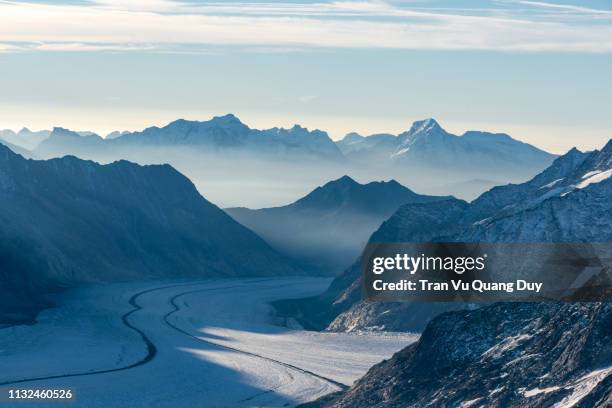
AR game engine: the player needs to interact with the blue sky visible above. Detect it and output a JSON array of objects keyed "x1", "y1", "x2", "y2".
[{"x1": 1, "y1": 0, "x2": 611, "y2": 153}]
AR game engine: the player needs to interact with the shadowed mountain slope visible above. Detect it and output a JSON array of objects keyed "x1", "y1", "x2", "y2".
[
  {"x1": 226, "y1": 176, "x2": 450, "y2": 275},
  {"x1": 0, "y1": 144, "x2": 298, "y2": 324}
]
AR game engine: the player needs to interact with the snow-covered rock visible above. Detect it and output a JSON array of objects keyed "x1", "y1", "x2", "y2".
[
  {"x1": 299, "y1": 138, "x2": 612, "y2": 407},
  {"x1": 304, "y1": 302, "x2": 611, "y2": 407},
  {"x1": 290, "y1": 139, "x2": 612, "y2": 333},
  {"x1": 336, "y1": 118, "x2": 555, "y2": 181}
]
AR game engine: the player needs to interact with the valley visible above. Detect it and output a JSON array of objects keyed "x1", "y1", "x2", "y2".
[{"x1": 0, "y1": 278, "x2": 416, "y2": 408}]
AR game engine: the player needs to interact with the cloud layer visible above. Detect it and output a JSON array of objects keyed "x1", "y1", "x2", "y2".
[{"x1": 0, "y1": 0, "x2": 611, "y2": 53}]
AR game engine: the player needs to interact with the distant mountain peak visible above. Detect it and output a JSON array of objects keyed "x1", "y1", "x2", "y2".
[
  {"x1": 590, "y1": 138, "x2": 612, "y2": 170},
  {"x1": 421, "y1": 117, "x2": 440, "y2": 127},
  {"x1": 324, "y1": 176, "x2": 406, "y2": 191},
  {"x1": 342, "y1": 132, "x2": 364, "y2": 142},
  {"x1": 397, "y1": 118, "x2": 447, "y2": 146},
  {"x1": 393, "y1": 118, "x2": 448, "y2": 156},
  {"x1": 0, "y1": 128, "x2": 50, "y2": 151},
  {"x1": 601, "y1": 138, "x2": 612, "y2": 154},
  {"x1": 211, "y1": 113, "x2": 244, "y2": 125},
  {"x1": 51, "y1": 127, "x2": 80, "y2": 138},
  {"x1": 384, "y1": 179, "x2": 402, "y2": 187},
  {"x1": 407, "y1": 118, "x2": 443, "y2": 135},
  {"x1": 330, "y1": 175, "x2": 358, "y2": 186},
  {"x1": 106, "y1": 130, "x2": 131, "y2": 140},
  {"x1": 166, "y1": 114, "x2": 248, "y2": 131},
  {"x1": 286, "y1": 124, "x2": 328, "y2": 137},
  {"x1": 294, "y1": 175, "x2": 441, "y2": 212},
  {"x1": 554, "y1": 146, "x2": 585, "y2": 164},
  {"x1": 225, "y1": 175, "x2": 446, "y2": 275},
  {"x1": 299, "y1": 176, "x2": 360, "y2": 198}
]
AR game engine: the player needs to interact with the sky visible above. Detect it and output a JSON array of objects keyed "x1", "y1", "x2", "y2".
[{"x1": 0, "y1": 0, "x2": 611, "y2": 153}]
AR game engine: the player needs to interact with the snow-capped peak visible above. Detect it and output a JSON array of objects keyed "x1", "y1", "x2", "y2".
[
  {"x1": 406, "y1": 118, "x2": 442, "y2": 136},
  {"x1": 392, "y1": 118, "x2": 447, "y2": 157}
]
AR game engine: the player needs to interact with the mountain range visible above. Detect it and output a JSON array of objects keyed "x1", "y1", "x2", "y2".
[
  {"x1": 2, "y1": 115, "x2": 556, "y2": 207},
  {"x1": 31, "y1": 116, "x2": 554, "y2": 176},
  {"x1": 34, "y1": 114, "x2": 344, "y2": 161},
  {"x1": 1, "y1": 120, "x2": 608, "y2": 405},
  {"x1": 0, "y1": 128, "x2": 50, "y2": 151},
  {"x1": 0, "y1": 144, "x2": 298, "y2": 324},
  {"x1": 226, "y1": 176, "x2": 450, "y2": 275},
  {"x1": 299, "y1": 138, "x2": 612, "y2": 407},
  {"x1": 337, "y1": 118, "x2": 554, "y2": 176},
  {"x1": 283, "y1": 139, "x2": 612, "y2": 333}
]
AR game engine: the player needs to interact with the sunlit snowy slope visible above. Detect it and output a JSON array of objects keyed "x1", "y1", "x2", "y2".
[{"x1": 0, "y1": 278, "x2": 415, "y2": 408}]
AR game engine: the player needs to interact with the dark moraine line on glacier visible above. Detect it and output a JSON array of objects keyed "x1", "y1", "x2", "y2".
[
  {"x1": 0, "y1": 281, "x2": 260, "y2": 386},
  {"x1": 164, "y1": 287, "x2": 350, "y2": 392}
]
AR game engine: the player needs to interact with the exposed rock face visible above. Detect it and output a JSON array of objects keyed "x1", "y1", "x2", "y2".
[
  {"x1": 291, "y1": 140, "x2": 612, "y2": 333},
  {"x1": 227, "y1": 176, "x2": 450, "y2": 275},
  {"x1": 0, "y1": 144, "x2": 298, "y2": 324},
  {"x1": 304, "y1": 302, "x2": 611, "y2": 408},
  {"x1": 459, "y1": 141, "x2": 612, "y2": 243},
  {"x1": 301, "y1": 139, "x2": 612, "y2": 407}
]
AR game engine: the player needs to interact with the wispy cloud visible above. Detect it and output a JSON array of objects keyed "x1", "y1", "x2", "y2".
[
  {"x1": 35, "y1": 42, "x2": 158, "y2": 52},
  {"x1": 0, "y1": 0, "x2": 610, "y2": 53},
  {"x1": 90, "y1": 0, "x2": 189, "y2": 12},
  {"x1": 517, "y1": 1, "x2": 612, "y2": 15},
  {"x1": 0, "y1": 42, "x2": 24, "y2": 53}
]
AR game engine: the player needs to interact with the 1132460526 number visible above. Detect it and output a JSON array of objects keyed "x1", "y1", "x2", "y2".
[{"x1": 4, "y1": 388, "x2": 75, "y2": 401}]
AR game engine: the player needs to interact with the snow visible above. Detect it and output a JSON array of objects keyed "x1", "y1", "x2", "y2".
[
  {"x1": 481, "y1": 333, "x2": 532, "y2": 359},
  {"x1": 553, "y1": 366, "x2": 612, "y2": 408},
  {"x1": 523, "y1": 385, "x2": 561, "y2": 397},
  {"x1": 503, "y1": 353, "x2": 540, "y2": 368},
  {"x1": 459, "y1": 397, "x2": 482, "y2": 407},
  {"x1": 489, "y1": 386, "x2": 504, "y2": 396},
  {"x1": 391, "y1": 147, "x2": 410, "y2": 157},
  {"x1": 576, "y1": 169, "x2": 612, "y2": 189},
  {"x1": 168, "y1": 282, "x2": 418, "y2": 385},
  {"x1": 540, "y1": 178, "x2": 563, "y2": 189},
  {"x1": 0, "y1": 278, "x2": 415, "y2": 407},
  {"x1": 581, "y1": 170, "x2": 602, "y2": 179},
  {"x1": 0, "y1": 282, "x2": 150, "y2": 378},
  {"x1": 474, "y1": 216, "x2": 493, "y2": 226}
]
